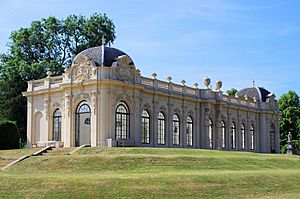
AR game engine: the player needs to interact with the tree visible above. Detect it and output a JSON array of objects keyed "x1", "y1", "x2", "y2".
[
  {"x1": 0, "y1": 13, "x2": 116, "y2": 144},
  {"x1": 226, "y1": 88, "x2": 238, "y2": 96},
  {"x1": 278, "y1": 90, "x2": 300, "y2": 149}
]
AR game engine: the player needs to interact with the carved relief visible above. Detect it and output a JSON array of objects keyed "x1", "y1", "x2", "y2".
[
  {"x1": 71, "y1": 54, "x2": 94, "y2": 82},
  {"x1": 91, "y1": 91, "x2": 98, "y2": 113},
  {"x1": 112, "y1": 55, "x2": 136, "y2": 82},
  {"x1": 74, "y1": 92, "x2": 90, "y2": 104},
  {"x1": 44, "y1": 98, "x2": 50, "y2": 120},
  {"x1": 53, "y1": 102, "x2": 60, "y2": 108}
]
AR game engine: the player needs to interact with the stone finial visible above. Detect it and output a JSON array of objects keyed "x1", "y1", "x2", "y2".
[
  {"x1": 181, "y1": 80, "x2": 186, "y2": 86},
  {"x1": 244, "y1": 94, "x2": 248, "y2": 101},
  {"x1": 214, "y1": 80, "x2": 222, "y2": 91},
  {"x1": 194, "y1": 83, "x2": 199, "y2": 88},
  {"x1": 166, "y1": 76, "x2": 172, "y2": 82},
  {"x1": 152, "y1": 73, "x2": 157, "y2": 79},
  {"x1": 253, "y1": 96, "x2": 257, "y2": 102},
  {"x1": 136, "y1": 69, "x2": 141, "y2": 75},
  {"x1": 204, "y1": 76, "x2": 211, "y2": 89},
  {"x1": 235, "y1": 93, "x2": 239, "y2": 98},
  {"x1": 46, "y1": 70, "x2": 52, "y2": 77}
]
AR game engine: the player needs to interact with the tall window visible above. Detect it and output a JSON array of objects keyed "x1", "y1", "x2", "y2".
[
  {"x1": 241, "y1": 123, "x2": 245, "y2": 149},
  {"x1": 270, "y1": 124, "x2": 276, "y2": 153},
  {"x1": 231, "y1": 122, "x2": 236, "y2": 149},
  {"x1": 209, "y1": 119, "x2": 213, "y2": 148},
  {"x1": 186, "y1": 116, "x2": 193, "y2": 146},
  {"x1": 141, "y1": 110, "x2": 150, "y2": 144},
  {"x1": 173, "y1": 114, "x2": 180, "y2": 145},
  {"x1": 221, "y1": 121, "x2": 226, "y2": 148},
  {"x1": 115, "y1": 102, "x2": 129, "y2": 139},
  {"x1": 158, "y1": 112, "x2": 166, "y2": 145},
  {"x1": 250, "y1": 125, "x2": 254, "y2": 150},
  {"x1": 53, "y1": 108, "x2": 61, "y2": 141}
]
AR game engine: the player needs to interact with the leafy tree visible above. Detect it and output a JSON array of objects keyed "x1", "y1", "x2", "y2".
[
  {"x1": 278, "y1": 90, "x2": 300, "y2": 149},
  {"x1": 0, "y1": 13, "x2": 116, "y2": 143},
  {"x1": 226, "y1": 88, "x2": 238, "y2": 96}
]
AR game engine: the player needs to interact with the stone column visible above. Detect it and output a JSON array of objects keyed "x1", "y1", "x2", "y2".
[
  {"x1": 152, "y1": 100, "x2": 159, "y2": 147},
  {"x1": 63, "y1": 94, "x2": 72, "y2": 147},
  {"x1": 194, "y1": 104, "x2": 201, "y2": 148},
  {"x1": 90, "y1": 91, "x2": 98, "y2": 147},
  {"x1": 26, "y1": 96, "x2": 33, "y2": 147},
  {"x1": 259, "y1": 113, "x2": 268, "y2": 153},
  {"x1": 99, "y1": 88, "x2": 110, "y2": 146}
]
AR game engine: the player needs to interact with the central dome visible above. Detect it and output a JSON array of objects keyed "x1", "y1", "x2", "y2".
[{"x1": 73, "y1": 46, "x2": 134, "y2": 67}]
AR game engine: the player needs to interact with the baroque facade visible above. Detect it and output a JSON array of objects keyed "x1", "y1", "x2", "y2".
[{"x1": 23, "y1": 46, "x2": 280, "y2": 153}]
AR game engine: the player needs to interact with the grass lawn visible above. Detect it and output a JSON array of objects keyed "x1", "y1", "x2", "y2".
[{"x1": 1, "y1": 147, "x2": 300, "y2": 198}]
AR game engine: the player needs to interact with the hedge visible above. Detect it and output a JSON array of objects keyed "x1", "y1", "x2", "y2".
[{"x1": 0, "y1": 120, "x2": 20, "y2": 149}]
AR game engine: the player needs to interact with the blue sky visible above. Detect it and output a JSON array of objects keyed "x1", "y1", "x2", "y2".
[{"x1": 0, "y1": 0, "x2": 300, "y2": 97}]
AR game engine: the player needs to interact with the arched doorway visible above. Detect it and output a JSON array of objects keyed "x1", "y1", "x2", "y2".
[{"x1": 75, "y1": 101, "x2": 91, "y2": 147}]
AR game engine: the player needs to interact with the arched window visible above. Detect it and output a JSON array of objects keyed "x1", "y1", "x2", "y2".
[
  {"x1": 231, "y1": 122, "x2": 236, "y2": 149},
  {"x1": 186, "y1": 116, "x2": 193, "y2": 146},
  {"x1": 141, "y1": 110, "x2": 150, "y2": 144},
  {"x1": 241, "y1": 123, "x2": 245, "y2": 149},
  {"x1": 250, "y1": 125, "x2": 254, "y2": 150},
  {"x1": 270, "y1": 124, "x2": 276, "y2": 153},
  {"x1": 209, "y1": 119, "x2": 213, "y2": 148},
  {"x1": 115, "y1": 102, "x2": 129, "y2": 139},
  {"x1": 53, "y1": 108, "x2": 62, "y2": 141},
  {"x1": 173, "y1": 114, "x2": 180, "y2": 145},
  {"x1": 158, "y1": 112, "x2": 166, "y2": 145},
  {"x1": 221, "y1": 121, "x2": 226, "y2": 148}
]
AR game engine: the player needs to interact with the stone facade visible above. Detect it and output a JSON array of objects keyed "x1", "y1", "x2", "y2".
[{"x1": 22, "y1": 46, "x2": 280, "y2": 153}]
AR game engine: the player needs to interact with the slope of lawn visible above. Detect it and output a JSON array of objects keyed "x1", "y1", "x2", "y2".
[{"x1": 1, "y1": 147, "x2": 300, "y2": 199}]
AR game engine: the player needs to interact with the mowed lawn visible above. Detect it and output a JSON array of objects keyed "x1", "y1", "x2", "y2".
[{"x1": 1, "y1": 147, "x2": 300, "y2": 199}]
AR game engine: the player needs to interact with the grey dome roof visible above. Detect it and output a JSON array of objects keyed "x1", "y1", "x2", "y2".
[
  {"x1": 73, "y1": 46, "x2": 134, "y2": 67},
  {"x1": 236, "y1": 87, "x2": 271, "y2": 102}
]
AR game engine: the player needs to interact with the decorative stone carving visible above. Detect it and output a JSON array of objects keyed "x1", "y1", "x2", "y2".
[
  {"x1": 181, "y1": 80, "x2": 186, "y2": 86},
  {"x1": 44, "y1": 98, "x2": 50, "y2": 120},
  {"x1": 71, "y1": 54, "x2": 93, "y2": 82},
  {"x1": 143, "y1": 103, "x2": 151, "y2": 111},
  {"x1": 91, "y1": 91, "x2": 98, "y2": 113},
  {"x1": 166, "y1": 76, "x2": 172, "y2": 82},
  {"x1": 74, "y1": 92, "x2": 90, "y2": 104},
  {"x1": 214, "y1": 80, "x2": 222, "y2": 91},
  {"x1": 152, "y1": 73, "x2": 157, "y2": 79},
  {"x1": 53, "y1": 102, "x2": 60, "y2": 108},
  {"x1": 287, "y1": 132, "x2": 293, "y2": 154},
  {"x1": 46, "y1": 70, "x2": 52, "y2": 77},
  {"x1": 65, "y1": 95, "x2": 72, "y2": 116},
  {"x1": 113, "y1": 55, "x2": 136, "y2": 82},
  {"x1": 204, "y1": 76, "x2": 211, "y2": 89}
]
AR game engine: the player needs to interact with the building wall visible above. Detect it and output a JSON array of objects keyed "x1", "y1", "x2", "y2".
[{"x1": 23, "y1": 54, "x2": 280, "y2": 153}]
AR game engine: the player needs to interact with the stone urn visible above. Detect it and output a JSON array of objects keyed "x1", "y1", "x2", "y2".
[{"x1": 204, "y1": 76, "x2": 211, "y2": 89}]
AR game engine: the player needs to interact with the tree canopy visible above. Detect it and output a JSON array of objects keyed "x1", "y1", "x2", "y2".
[
  {"x1": 226, "y1": 88, "x2": 238, "y2": 96},
  {"x1": 0, "y1": 13, "x2": 116, "y2": 143},
  {"x1": 278, "y1": 90, "x2": 300, "y2": 148}
]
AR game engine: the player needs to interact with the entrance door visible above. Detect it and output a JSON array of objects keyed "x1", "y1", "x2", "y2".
[{"x1": 75, "y1": 101, "x2": 91, "y2": 147}]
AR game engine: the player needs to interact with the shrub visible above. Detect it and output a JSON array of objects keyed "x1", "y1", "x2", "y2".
[{"x1": 0, "y1": 120, "x2": 20, "y2": 149}]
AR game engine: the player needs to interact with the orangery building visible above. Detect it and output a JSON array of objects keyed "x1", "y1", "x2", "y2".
[{"x1": 23, "y1": 45, "x2": 280, "y2": 153}]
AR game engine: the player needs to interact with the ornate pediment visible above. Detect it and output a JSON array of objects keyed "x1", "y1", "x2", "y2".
[
  {"x1": 71, "y1": 54, "x2": 95, "y2": 83},
  {"x1": 112, "y1": 55, "x2": 136, "y2": 83}
]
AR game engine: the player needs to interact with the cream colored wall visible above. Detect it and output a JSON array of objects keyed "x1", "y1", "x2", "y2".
[{"x1": 23, "y1": 58, "x2": 280, "y2": 153}]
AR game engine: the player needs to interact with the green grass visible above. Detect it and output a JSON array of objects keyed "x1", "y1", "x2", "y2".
[{"x1": 1, "y1": 147, "x2": 300, "y2": 198}]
